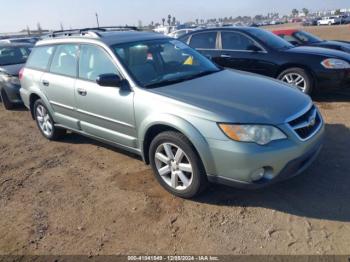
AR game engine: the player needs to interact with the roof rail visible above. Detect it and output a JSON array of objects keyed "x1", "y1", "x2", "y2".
[{"x1": 47, "y1": 26, "x2": 139, "y2": 38}]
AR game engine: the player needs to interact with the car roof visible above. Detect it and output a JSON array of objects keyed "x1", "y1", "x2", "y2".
[
  {"x1": 180, "y1": 26, "x2": 269, "y2": 35},
  {"x1": 271, "y1": 29, "x2": 298, "y2": 35},
  {"x1": 38, "y1": 31, "x2": 171, "y2": 46}
]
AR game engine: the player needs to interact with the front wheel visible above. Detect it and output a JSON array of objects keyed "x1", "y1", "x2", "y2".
[
  {"x1": 278, "y1": 68, "x2": 313, "y2": 95},
  {"x1": 149, "y1": 131, "x2": 207, "y2": 198},
  {"x1": 34, "y1": 99, "x2": 65, "y2": 140}
]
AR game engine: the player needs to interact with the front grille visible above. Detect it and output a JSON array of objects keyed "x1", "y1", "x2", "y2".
[{"x1": 288, "y1": 105, "x2": 322, "y2": 140}]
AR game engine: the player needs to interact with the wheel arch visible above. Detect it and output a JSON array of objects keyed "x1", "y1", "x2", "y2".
[
  {"x1": 29, "y1": 92, "x2": 53, "y2": 120},
  {"x1": 276, "y1": 63, "x2": 316, "y2": 87},
  {"x1": 139, "y1": 114, "x2": 215, "y2": 175}
]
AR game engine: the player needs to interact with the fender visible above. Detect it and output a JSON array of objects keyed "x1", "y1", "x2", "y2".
[
  {"x1": 138, "y1": 113, "x2": 216, "y2": 175},
  {"x1": 27, "y1": 88, "x2": 55, "y2": 120}
]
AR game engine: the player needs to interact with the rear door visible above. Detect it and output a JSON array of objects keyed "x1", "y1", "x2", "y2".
[
  {"x1": 75, "y1": 44, "x2": 136, "y2": 149},
  {"x1": 40, "y1": 44, "x2": 80, "y2": 129}
]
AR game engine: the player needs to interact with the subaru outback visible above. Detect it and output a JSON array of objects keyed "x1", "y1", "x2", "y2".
[{"x1": 20, "y1": 28, "x2": 325, "y2": 198}]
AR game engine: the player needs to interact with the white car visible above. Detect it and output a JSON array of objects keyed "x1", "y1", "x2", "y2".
[
  {"x1": 167, "y1": 29, "x2": 196, "y2": 39},
  {"x1": 317, "y1": 16, "x2": 341, "y2": 26}
]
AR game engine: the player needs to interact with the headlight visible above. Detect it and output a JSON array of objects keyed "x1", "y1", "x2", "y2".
[
  {"x1": 321, "y1": 58, "x2": 350, "y2": 69},
  {"x1": 1, "y1": 74, "x2": 20, "y2": 85},
  {"x1": 218, "y1": 124, "x2": 287, "y2": 145}
]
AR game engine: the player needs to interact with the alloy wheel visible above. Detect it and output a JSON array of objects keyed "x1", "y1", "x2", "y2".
[
  {"x1": 36, "y1": 105, "x2": 53, "y2": 137},
  {"x1": 281, "y1": 73, "x2": 307, "y2": 92},
  {"x1": 154, "y1": 143, "x2": 193, "y2": 191}
]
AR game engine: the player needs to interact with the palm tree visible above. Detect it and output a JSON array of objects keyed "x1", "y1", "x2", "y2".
[
  {"x1": 167, "y1": 14, "x2": 172, "y2": 26},
  {"x1": 302, "y1": 8, "x2": 309, "y2": 17},
  {"x1": 292, "y1": 9, "x2": 299, "y2": 17}
]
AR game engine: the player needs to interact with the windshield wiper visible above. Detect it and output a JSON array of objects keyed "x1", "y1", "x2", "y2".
[{"x1": 145, "y1": 70, "x2": 220, "y2": 89}]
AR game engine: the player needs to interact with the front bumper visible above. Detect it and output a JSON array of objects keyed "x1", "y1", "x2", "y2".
[
  {"x1": 1, "y1": 83, "x2": 22, "y2": 104},
  {"x1": 206, "y1": 123, "x2": 325, "y2": 189},
  {"x1": 316, "y1": 68, "x2": 350, "y2": 90}
]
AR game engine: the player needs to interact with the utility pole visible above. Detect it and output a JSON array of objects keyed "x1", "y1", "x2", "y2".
[{"x1": 95, "y1": 13, "x2": 100, "y2": 28}]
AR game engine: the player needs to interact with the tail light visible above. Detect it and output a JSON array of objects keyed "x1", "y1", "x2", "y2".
[{"x1": 19, "y1": 68, "x2": 24, "y2": 81}]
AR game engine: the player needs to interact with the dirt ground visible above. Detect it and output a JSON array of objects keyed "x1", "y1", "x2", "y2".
[
  {"x1": 264, "y1": 23, "x2": 350, "y2": 41},
  {"x1": 1, "y1": 25, "x2": 350, "y2": 256}
]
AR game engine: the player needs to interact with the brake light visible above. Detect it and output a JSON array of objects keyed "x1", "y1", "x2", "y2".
[{"x1": 19, "y1": 68, "x2": 24, "y2": 81}]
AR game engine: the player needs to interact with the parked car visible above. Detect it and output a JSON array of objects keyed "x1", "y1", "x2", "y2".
[
  {"x1": 302, "y1": 18, "x2": 320, "y2": 26},
  {"x1": 273, "y1": 29, "x2": 350, "y2": 54},
  {"x1": 342, "y1": 16, "x2": 350, "y2": 24},
  {"x1": 0, "y1": 43, "x2": 32, "y2": 109},
  {"x1": 0, "y1": 37, "x2": 40, "y2": 45},
  {"x1": 20, "y1": 29, "x2": 324, "y2": 198},
  {"x1": 179, "y1": 27, "x2": 350, "y2": 94},
  {"x1": 317, "y1": 17, "x2": 341, "y2": 26},
  {"x1": 168, "y1": 29, "x2": 196, "y2": 39}
]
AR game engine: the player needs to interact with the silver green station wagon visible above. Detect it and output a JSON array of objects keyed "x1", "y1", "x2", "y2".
[{"x1": 19, "y1": 28, "x2": 325, "y2": 198}]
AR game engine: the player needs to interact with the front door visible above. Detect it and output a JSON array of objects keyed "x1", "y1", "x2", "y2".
[
  {"x1": 214, "y1": 31, "x2": 275, "y2": 77},
  {"x1": 75, "y1": 44, "x2": 137, "y2": 149}
]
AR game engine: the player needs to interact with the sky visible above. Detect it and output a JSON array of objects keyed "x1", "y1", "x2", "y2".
[{"x1": 1, "y1": 0, "x2": 349, "y2": 32}]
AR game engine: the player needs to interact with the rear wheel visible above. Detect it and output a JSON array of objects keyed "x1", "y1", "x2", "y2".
[
  {"x1": 149, "y1": 131, "x2": 207, "y2": 198},
  {"x1": 0, "y1": 89, "x2": 15, "y2": 110},
  {"x1": 34, "y1": 99, "x2": 65, "y2": 140},
  {"x1": 278, "y1": 67, "x2": 313, "y2": 95}
]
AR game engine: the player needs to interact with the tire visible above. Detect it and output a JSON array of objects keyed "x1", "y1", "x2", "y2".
[
  {"x1": 33, "y1": 99, "x2": 65, "y2": 140},
  {"x1": 0, "y1": 89, "x2": 15, "y2": 110},
  {"x1": 149, "y1": 131, "x2": 208, "y2": 198},
  {"x1": 277, "y1": 67, "x2": 313, "y2": 95}
]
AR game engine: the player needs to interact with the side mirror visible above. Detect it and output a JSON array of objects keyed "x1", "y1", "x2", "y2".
[
  {"x1": 96, "y1": 74, "x2": 130, "y2": 90},
  {"x1": 247, "y1": 44, "x2": 263, "y2": 52}
]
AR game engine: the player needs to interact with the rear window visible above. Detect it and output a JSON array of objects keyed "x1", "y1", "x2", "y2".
[
  {"x1": 189, "y1": 32, "x2": 217, "y2": 49},
  {"x1": 26, "y1": 45, "x2": 55, "y2": 70},
  {"x1": 0, "y1": 46, "x2": 31, "y2": 66},
  {"x1": 50, "y1": 44, "x2": 79, "y2": 77}
]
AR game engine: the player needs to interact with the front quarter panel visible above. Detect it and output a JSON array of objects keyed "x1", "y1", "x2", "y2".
[{"x1": 135, "y1": 90, "x2": 217, "y2": 175}]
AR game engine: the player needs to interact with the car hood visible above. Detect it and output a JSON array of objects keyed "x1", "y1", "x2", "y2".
[
  {"x1": 149, "y1": 70, "x2": 311, "y2": 125},
  {"x1": 314, "y1": 40, "x2": 350, "y2": 51},
  {"x1": 287, "y1": 46, "x2": 350, "y2": 60},
  {"x1": 0, "y1": 63, "x2": 23, "y2": 76}
]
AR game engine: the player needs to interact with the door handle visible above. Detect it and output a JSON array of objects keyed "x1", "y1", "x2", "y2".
[
  {"x1": 77, "y1": 88, "x2": 87, "y2": 96},
  {"x1": 42, "y1": 80, "x2": 50, "y2": 86},
  {"x1": 220, "y1": 54, "x2": 231, "y2": 58}
]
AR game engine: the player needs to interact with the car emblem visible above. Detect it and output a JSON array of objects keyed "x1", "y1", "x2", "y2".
[{"x1": 308, "y1": 116, "x2": 316, "y2": 127}]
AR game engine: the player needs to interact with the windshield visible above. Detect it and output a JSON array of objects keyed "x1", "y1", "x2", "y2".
[
  {"x1": 248, "y1": 28, "x2": 294, "y2": 50},
  {"x1": 0, "y1": 46, "x2": 31, "y2": 66},
  {"x1": 293, "y1": 31, "x2": 323, "y2": 44},
  {"x1": 112, "y1": 39, "x2": 221, "y2": 88}
]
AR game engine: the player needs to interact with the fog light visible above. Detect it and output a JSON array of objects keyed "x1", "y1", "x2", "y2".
[{"x1": 251, "y1": 168, "x2": 265, "y2": 182}]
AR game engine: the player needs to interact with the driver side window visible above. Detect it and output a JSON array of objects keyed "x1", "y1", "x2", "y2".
[
  {"x1": 221, "y1": 31, "x2": 256, "y2": 51},
  {"x1": 79, "y1": 45, "x2": 119, "y2": 81}
]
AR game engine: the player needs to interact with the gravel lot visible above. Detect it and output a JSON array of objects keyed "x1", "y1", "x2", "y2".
[
  {"x1": 1, "y1": 90, "x2": 350, "y2": 255},
  {"x1": 1, "y1": 25, "x2": 350, "y2": 256}
]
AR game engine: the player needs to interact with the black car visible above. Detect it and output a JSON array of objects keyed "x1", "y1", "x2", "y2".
[
  {"x1": 274, "y1": 29, "x2": 350, "y2": 54},
  {"x1": 179, "y1": 27, "x2": 350, "y2": 94},
  {"x1": 0, "y1": 43, "x2": 32, "y2": 109},
  {"x1": 302, "y1": 18, "x2": 320, "y2": 26}
]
